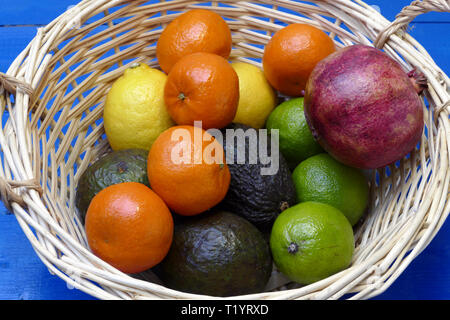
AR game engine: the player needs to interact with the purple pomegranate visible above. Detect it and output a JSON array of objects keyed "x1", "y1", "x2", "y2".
[{"x1": 304, "y1": 44, "x2": 424, "y2": 169}]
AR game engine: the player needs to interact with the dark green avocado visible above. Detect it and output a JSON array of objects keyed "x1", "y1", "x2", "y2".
[
  {"x1": 218, "y1": 123, "x2": 297, "y2": 231},
  {"x1": 75, "y1": 148, "x2": 149, "y2": 223},
  {"x1": 157, "y1": 210, "x2": 272, "y2": 297}
]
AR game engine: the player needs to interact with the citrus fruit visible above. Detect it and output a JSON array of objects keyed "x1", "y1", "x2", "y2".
[
  {"x1": 164, "y1": 52, "x2": 239, "y2": 130},
  {"x1": 156, "y1": 9, "x2": 232, "y2": 74},
  {"x1": 266, "y1": 97, "x2": 323, "y2": 168},
  {"x1": 85, "y1": 182, "x2": 174, "y2": 274},
  {"x1": 103, "y1": 63, "x2": 174, "y2": 151},
  {"x1": 147, "y1": 125, "x2": 230, "y2": 216},
  {"x1": 292, "y1": 153, "x2": 369, "y2": 226},
  {"x1": 76, "y1": 149, "x2": 150, "y2": 224},
  {"x1": 230, "y1": 62, "x2": 277, "y2": 129},
  {"x1": 263, "y1": 23, "x2": 336, "y2": 96},
  {"x1": 270, "y1": 201, "x2": 354, "y2": 285}
]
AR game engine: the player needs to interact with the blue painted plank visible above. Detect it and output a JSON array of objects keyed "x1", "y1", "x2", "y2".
[
  {"x1": 0, "y1": 209, "x2": 96, "y2": 300},
  {"x1": 0, "y1": 0, "x2": 77, "y2": 26},
  {"x1": 0, "y1": 27, "x2": 38, "y2": 72},
  {"x1": 369, "y1": 0, "x2": 450, "y2": 22},
  {"x1": 408, "y1": 22, "x2": 450, "y2": 74}
]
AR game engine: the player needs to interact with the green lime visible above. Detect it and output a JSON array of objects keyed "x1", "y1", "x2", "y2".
[
  {"x1": 292, "y1": 153, "x2": 369, "y2": 226},
  {"x1": 270, "y1": 201, "x2": 354, "y2": 285},
  {"x1": 266, "y1": 97, "x2": 323, "y2": 168}
]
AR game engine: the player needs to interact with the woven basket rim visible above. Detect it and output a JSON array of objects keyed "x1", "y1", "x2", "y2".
[{"x1": 0, "y1": 0, "x2": 449, "y2": 300}]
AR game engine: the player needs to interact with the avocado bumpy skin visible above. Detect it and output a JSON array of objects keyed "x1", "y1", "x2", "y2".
[
  {"x1": 75, "y1": 149, "x2": 150, "y2": 223},
  {"x1": 158, "y1": 211, "x2": 273, "y2": 297},
  {"x1": 218, "y1": 123, "x2": 297, "y2": 231}
]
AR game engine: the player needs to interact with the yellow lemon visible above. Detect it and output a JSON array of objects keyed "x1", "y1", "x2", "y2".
[
  {"x1": 104, "y1": 63, "x2": 174, "y2": 151},
  {"x1": 231, "y1": 62, "x2": 277, "y2": 129}
]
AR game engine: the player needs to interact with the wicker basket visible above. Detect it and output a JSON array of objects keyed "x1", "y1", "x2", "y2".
[{"x1": 0, "y1": 0, "x2": 449, "y2": 300}]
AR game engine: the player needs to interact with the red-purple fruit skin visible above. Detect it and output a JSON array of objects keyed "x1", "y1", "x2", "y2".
[{"x1": 304, "y1": 45, "x2": 424, "y2": 169}]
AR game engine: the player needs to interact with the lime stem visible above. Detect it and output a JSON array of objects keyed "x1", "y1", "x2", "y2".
[{"x1": 288, "y1": 242, "x2": 299, "y2": 254}]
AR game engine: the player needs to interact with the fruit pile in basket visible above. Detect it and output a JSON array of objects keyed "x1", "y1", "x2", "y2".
[{"x1": 75, "y1": 9, "x2": 424, "y2": 296}]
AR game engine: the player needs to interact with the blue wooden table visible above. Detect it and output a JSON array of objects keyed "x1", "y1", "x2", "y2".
[{"x1": 0, "y1": 0, "x2": 449, "y2": 300}]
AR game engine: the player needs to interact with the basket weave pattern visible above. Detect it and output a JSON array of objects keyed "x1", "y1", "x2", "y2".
[{"x1": 0, "y1": 0, "x2": 449, "y2": 300}]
